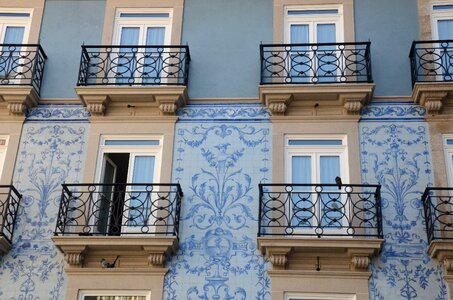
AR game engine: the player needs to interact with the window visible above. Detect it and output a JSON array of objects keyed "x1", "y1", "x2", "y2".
[
  {"x1": 285, "y1": 293, "x2": 356, "y2": 300},
  {"x1": 285, "y1": 136, "x2": 349, "y2": 231},
  {"x1": 431, "y1": 3, "x2": 453, "y2": 78},
  {"x1": 112, "y1": 9, "x2": 172, "y2": 84},
  {"x1": 79, "y1": 290, "x2": 150, "y2": 300},
  {"x1": 284, "y1": 6, "x2": 344, "y2": 82},
  {"x1": 95, "y1": 137, "x2": 162, "y2": 234},
  {"x1": 0, "y1": 10, "x2": 31, "y2": 80},
  {"x1": 0, "y1": 137, "x2": 8, "y2": 177},
  {"x1": 444, "y1": 135, "x2": 453, "y2": 187}
]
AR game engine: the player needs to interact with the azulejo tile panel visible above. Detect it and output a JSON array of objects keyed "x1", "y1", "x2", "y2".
[
  {"x1": 0, "y1": 106, "x2": 89, "y2": 299},
  {"x1": 360, "y1": 102, "x2": 448, "y2": 300},
  {"x1": 165, "y1": 104, "x2": 271, "y2": 300}
]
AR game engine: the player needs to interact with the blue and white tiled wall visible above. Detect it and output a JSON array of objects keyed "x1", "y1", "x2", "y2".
[
  {"x1": 360, "y1": 102, "x2": 448, "y2": 299},
  {"x1": 0, "y1": 102, "x2": 451, "y2": 299},
  {"x1": 164, "y1": 104, "x2": 271, "y2": 299},
  {"x1": 0, "y1": 105, "x2": 90, "y2": 299}
]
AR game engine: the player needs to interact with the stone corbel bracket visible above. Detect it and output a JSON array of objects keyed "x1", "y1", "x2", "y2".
[
  {"x1": 75, "y1": 86, "x2": 188, "y2": 118},
  {"x1": 258, "y1": 237, "x2": 383, "y2": 272},
  {"x1": 428, "y1": 240, "x2": 453, "y2": 275},
  {"x1": 259, "y1": 83, "x2": 374, "y2": 117},
  {"x1": 0, "y1": 86, "x2": 39, "y2": 117},
  {"x1": 412, "y1": 82, "x2": 453, "y2": 115}
]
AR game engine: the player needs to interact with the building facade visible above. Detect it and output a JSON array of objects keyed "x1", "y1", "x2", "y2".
[{"x1": 0, "y1": 0, "x2": 452, "y2": 299}]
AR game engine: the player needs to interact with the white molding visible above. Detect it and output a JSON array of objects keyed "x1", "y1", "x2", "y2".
[{"x1": 443, "y1": 134, "x2": 453, "y2": 186}]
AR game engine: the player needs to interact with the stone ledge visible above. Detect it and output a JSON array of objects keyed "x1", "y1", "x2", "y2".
[
  {"x1": 258, "y1": 237, "x2": 383, "y2": 272},
  {"x1": 0, "y1": 236, "x2": 11, "y2": 254},
  {"x1": 52, "y1": 236, "x2": 178, "y2": 269},
  {"x1": 0, "y1": 86, "x2": 39, "y2": 119},
  {"x1": 259, "y1": 83, "x2": 375, "y2": 117},
  {"x1": 428, "y1": 240, "x2": 453, "y2": 275},
  {"x1": 75, "y1": 86, "x2": 188, "y2": 118},
  {"x1": 412, "y1": 82, "x2": 453, "y2": 115}
]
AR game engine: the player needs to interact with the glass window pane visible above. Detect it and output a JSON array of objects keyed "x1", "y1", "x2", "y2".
[
  {"x1": 104, "y1": 140, "x2": 160, "y2": 146},
  {"x1": 316, "y1": 23, "x2": 336, "y2": 82},
  {"x1": 120, "y1": 27, "x2": 140, "y2": 45},
  {"x1": 120, "y1": 12, "x2": 169, "y2": 18},
  {"x1": 143, "y1": 27, "x2": 166, "y2": 84},
  {"x1": 291, "y1": 156, "x2": 313, "y2": 227},
  {"x1": 117, "y1": 27, "x2": 140, "y2": 83},
  {"x1": 320, "y1": 156, "x2": 342, "y2": 228},
  {"x1": 447, "y1": 139, "x2": 453, "y2": 145},
  {"x1": 290, "y1": 25, "x2": 310, "y2": 83},
  {"x1": 127, "y1": 156, "x2": 155, "y2": 226},
  {"x1": 3, "y1": 26, "x2": 24, "y2": 44},
  {"x1": 434, "y1": 5, "x2": 453, "y2": 11},
  {"x1": 290, "y1": 24, "x2": 309, "y2": 44},
  {"x1": 146, "y1": 27, "x2": 165, "y2": 45},
  {"x1": 288, "y1": 139, "x2": 342, "y2": 146},
  {"x1": 288, "y1": 9, "x2": 338, "y2": 15},
  {"x1": 438, "y1": 20, "x2": 453, "y2": 40}
]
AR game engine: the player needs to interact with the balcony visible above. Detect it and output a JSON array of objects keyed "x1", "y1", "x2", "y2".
[
  {"x1": 52, "y1": 183, "x2": 182, "y2": 269},
  {"x1": 257, "y1": 183, "x2": 383, "y2": 273},
  {"x1": 410, "y1": 40, "x2": 453, "y2": 114},
  {"x1": 75, "y1": 45, "x2": 191, "y2": 117},
  {"x1": 0, "y1": 44, "x2": 47, "y2": 116},
  {"x1": 259, "y1": 42, "x2": 375, "y2": 116},
  {"x1": 0, "y1": 185, "x2": 22, "y2": 254}
]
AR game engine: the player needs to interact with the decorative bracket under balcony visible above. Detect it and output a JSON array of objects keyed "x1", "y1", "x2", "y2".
[
  {"x1": 412, "y1": 82, "x2": 453, "y2": 115},
  {"x1": 259, "y1": 83, "x2": 375, "y2": 117},
  {"x1": 0, "y1": 237, "x2": 11, "y2": 254},
  {"x1": 52, "y1": 236, "x2": 178, "y2": 269},
  {"x1": 0, "y1": 86, "x2": 39, "y2": 118},
  {"x1": 258, "y1": 237, "x2": 383, "y2": 272},
  {"x1": 75, "y1": 86, "x2": 188, "y2": 119}
]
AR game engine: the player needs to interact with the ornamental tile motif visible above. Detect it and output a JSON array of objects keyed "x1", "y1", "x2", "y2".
[
  {"x1": 361, "y1": 102, "x2": 426, "y2": 120},
  {"x1": 165, "y1": 105, "x2": 271, "y2": 300},
  {"x1": 177, "y1": 103, "x2": 271, "y2": 121},
  {"x1": 27, "y1": 105, "x2": 90, "y2": 121},
  {"x1": 360, "y1": 113, "x2": 448, "y2": 299},
  {"x1": 0, "y1": 118, "x2": 88, "y2": 299}
]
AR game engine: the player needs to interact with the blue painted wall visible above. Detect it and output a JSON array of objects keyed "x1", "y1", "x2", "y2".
[
  {"x1": 39, "y1": 0, "x2": 105, "y2": 99},
  {"x1": 181, "y1": 0, "x2": 273, "y2": 99},
  {"x1": 355, "y1": 0, "x2": 419, "y2": 97}
]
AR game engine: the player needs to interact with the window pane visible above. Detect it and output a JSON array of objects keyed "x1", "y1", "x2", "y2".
[
  {"x1": 127, "y1": 156, "x2": 155, "y2": 226},
  {"x1": 447, "y1": 139, "x2": 453, "y2": 145},
  {"x1": 143, "y1": 27, "x2": 166, "y2": 84},
  {"x1": 438, "y1": 20, "x2": 453, "y2": 40},
  {"x1": 291, "y1": 156, "x2": 313, "y2": 227},
  {"x1": 316, "y1": 24, "x2": 336, "y2": 82},
  {"x1": 120, "y1": 27, "x2": 140, "y2": 45},
  {"x1": 290, "y1": 25, "x2": 310, "y2": 83},
  {"x1": 291, "y1": 24, "x2": 309, "y2": 44},
  {"x1": 117, "y1": 27, "x2": 140, "y2": 83},
  {"x1": 120, "y1": 12, "x2": 169, "y2": 18},
  {"x1": 434, "y1": 5, "x2": 453, "y2": 11},
  {"x1": 288, "y1": 139, "x2": 342, "y2": 146},
  {"x1": 317, "y1": 24, "x2": 336, "y2": 43},
  {"x1": 104, "y1": 140, "x2": 160, "y2": 146},
  {"x1": 3, "y1": 26, "x2": 25, "y2": 44},
  {"x1": 320, "y1": 156, "x2": 342, "y2": 228},
  {"x1": 288, "y1": 9, "x2": 338, "y2": 15}
]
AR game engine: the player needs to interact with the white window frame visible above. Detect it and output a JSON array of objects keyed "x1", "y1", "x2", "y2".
[
  {"x1": 111, "y1": 8, "x2": 173, "y2": 84},
  {"x1": 95, "y1": 136, "x2": 163, "y2": 234},
  {"x1": 283, "y1": 5, "x2": 344, "y2": 82},
  {"x1": 444, "y1": 134, "x2": 453, "y2": 187},
  {"x1": 285, "y1": 292, "x2": 356, "y2": 300},
  {"x1": 78, "y1": 290, "x2": 151, "y2": 300},
  {"x1": 285, "y1": 135, "x2": 349, "y2": 234},
  {"x1": 112, "y1": 8, "x2": 173, "y2": 46},
  {"x1": 0, "y1": 136, "x2": 9, "y2": 178},
  {"x1": 431, "y1": 1, "x2": 453, "y2": 40},
  {"x1": 284, "y1": 5, "x2": 344, "y2": 44},
  {"x1": 0, "y1": 8, "x2": 32, "y2": 44}
]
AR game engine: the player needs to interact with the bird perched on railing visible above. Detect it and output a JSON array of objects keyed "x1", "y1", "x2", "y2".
[{"x1": 335, "y1": 176, "x2": 342, "y2": 190}]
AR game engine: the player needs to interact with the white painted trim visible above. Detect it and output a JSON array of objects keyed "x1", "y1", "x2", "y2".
[
  {"x1": 430, "y1": 1, "x2": 453, "y2": 39},
  {"x1": 0, "y1": 8, "x2": 32, "y2": 44}
]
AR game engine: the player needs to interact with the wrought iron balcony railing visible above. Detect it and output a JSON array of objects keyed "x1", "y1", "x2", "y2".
[
  {"x1": 0, "y1": 185, "x2": 22, "y2": 244},
  {"x1": 54, "y1": 183, "x2": 183, "y2": 236},
  {"x1": 260, "y1": 42, "x2": 373, "y2": 84},
  {"x1": 77, "y1": 45, "x2": 190, "y2": 86},
  {"x1": 0, "y1": 44, "x2": 47, "y2": 95},
  {"x1": 422, "y1": 187, "x2": 453, "y2": 243},
  {"x1": 409, "y1": 40, "x2": 453, "y2": 86},
  {"x1": 258, "y1": 183, "x2": 383, "y2": 238}
]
